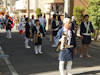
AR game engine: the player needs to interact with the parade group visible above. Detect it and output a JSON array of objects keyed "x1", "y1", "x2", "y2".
[{"x1": 0, "y1": 13, "x2": 95, "y2": 75}]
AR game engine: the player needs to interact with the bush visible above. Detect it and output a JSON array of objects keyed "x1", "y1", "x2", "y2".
[
  {"x1": 36, "y1": 8, "x2": 42, "y2": 18},
  {"x1": 87, "y1": 0, "x2": 100, "y2": 30},
  {"x1": 73, "y1": 6, "x2": 85, "y2": 26}
]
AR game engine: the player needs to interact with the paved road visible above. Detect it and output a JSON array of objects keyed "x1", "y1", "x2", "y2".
[{"x1": 0, "y1": 29, "x2": 100, "y2": 75}]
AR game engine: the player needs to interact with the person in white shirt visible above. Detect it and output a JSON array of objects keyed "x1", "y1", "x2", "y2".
[
  {"x1": 30, "y1": 15, "x2": 35, "y2": 28},
  {"x1": 22, "y1": 15, "x2": 26, "y2": 24},
  {"x1": 39, "y1": 14, "x2": 45, "y2": 32},
  {"x1": 30, "y1": 15, "x2": 35, "y2": 41},
  {"x1": 18, "y1": 19, "x2": 25, "y2": 34}
]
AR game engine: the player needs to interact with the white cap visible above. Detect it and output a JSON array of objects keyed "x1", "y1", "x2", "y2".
[
  {"x1": 63, "y1": 18, "x2": 70, "y2": 24},
  {"x1": 71, "y1": 16, "x2": 75, "y2": 20}
]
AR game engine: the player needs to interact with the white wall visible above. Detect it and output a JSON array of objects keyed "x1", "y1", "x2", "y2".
[{"x1": 15, "y1": 0, "x2": 50, "y2": 13}]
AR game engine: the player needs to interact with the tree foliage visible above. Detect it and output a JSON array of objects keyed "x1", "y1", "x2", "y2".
[
  {"x1": 87, "y1": 0, "x2": 100, "y2": 29},
  {"x1": 36, "y1": 8, "x2": 42, "y2": 18},
  {"x1": 73, "y1": 6, "x2": 85, "y2": 25}
]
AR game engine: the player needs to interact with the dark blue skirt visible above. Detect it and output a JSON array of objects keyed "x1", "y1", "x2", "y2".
[
  {"x1": 34, "y1": 37, "x2": 42, "y2": 45},
  {"x1": 82, "y1": 35, "x2": 91, "y2": 44},
  {"x1": 59, "y1": 48, "x2": 74, "y2": 61}
]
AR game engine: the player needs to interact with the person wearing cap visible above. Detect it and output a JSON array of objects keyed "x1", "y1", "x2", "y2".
[
  {"x1": 4, "y1": 15, "x2": 12, "y2": 39},
  {"x1": 51, "y1": 14, "x2": 59, "y2": 47},
  {"x1": 55, "y1": 18, "x2": 77, "y2": 75},
  {"x1": 80, "y1": 15, "x2": 95, "y2": 58}
]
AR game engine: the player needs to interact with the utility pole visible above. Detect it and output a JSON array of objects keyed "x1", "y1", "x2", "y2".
[
  {"x1": 4, "y1": 0, "x2": 7, "y2": 9},
  {"x1": 27, "y1": 0, "x2": 30, "y2": 18},
  {"x1": 64, "y1": 0, "x2": 70, "y2": 18},
  {"x1": 10, "y1": 0, "x2": 13, "y2": 14},
  {"x1": 4, "y1": 0, "x2": 8, "y2": 15}
]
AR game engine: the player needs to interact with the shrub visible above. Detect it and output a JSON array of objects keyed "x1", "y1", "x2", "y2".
[
  {"x1": 73, "y1": 6, "x2": 85, "y2": 26},
  {"x1": 87, "y1": 0, "x2": 100, "y2": 30}
]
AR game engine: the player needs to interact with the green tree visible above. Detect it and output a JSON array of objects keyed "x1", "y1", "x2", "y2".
[
  {"x1": 36, "y1": 8, "x2": 42, "y2": 18},
  {"x1": 87, "y1": 0, "x2": 100, "y2": 29},
  {"x1": 73, "y1": 6, "x2": 85, "y2": 26}
]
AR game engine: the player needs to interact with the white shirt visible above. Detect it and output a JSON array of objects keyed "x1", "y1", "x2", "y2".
[
  {"x1": 28, "y1": 21, "x2": 32, "y2": 27},
  {"x1": 22, "y1": 18, "x2": 26, "y2": 24},
  {"x1": 18, "y1": 22, "x2": 25, "y2": 31},
  {"x1": 39, "y1": 17, "x2": 44, "y2": 25},
  {"x1": 31, "y1": 19, "x2": 35, "y2": 25}
]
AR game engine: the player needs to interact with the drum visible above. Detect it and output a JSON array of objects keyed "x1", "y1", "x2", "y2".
[
  {"x1": 49, "y1": 34, "x2": 53, "y2": 43},
  {"x1": 29, "y1": 30, "x2": 32, "y2": 38},
  {"x1": 34, "y1": 33, "x2": 38, "y2": 44},
  {"x1": 60, "y1": 34, "x2": 67, "y2": 51}
]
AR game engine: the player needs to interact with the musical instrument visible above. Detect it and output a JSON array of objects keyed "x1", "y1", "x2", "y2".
[
  {"x1": 60, "y1": 33, "x2": 67, "y2": 51},
  {"x1": 55, "y1": 33, "x2": 74, "y2": 53},
  {"x1": 29, "y1": 29, "x2": 32, "y2": 38},
  {"x1": 34, "y1": 33, "x2": 38, "y2": 44}
]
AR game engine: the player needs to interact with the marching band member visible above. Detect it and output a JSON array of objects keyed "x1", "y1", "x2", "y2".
[
  {"x1": 32, "y1": 19, "x2": 45, "y2": 55},
  {"x1": 51, "y1": 14, "x2": 59, "y2": 47},
  {"x1": 4, "y1": 15, "x2": 12, "y2": 39},
  {"x1": 25, "y1": 17, "x2": 31, "y2": 49},
  {"x1": 18, "y1": 19, "x2": 25, "y2": 34},
  {"x1": 55, "y1": 18, "x2": 77, "y2": 75},
  {"x1": 80, "y1": 15, "x2": 95, "y2": 58}
]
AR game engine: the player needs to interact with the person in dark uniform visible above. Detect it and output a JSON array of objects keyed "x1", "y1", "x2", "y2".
[
  {"x1": 32, "y1": 20, "x2": 45, "y2": 55},
  {"x1": 58, "y1": 15, "x2": 63, "y2": 29},
  {"x1": 80, "y1": 15, "x2": 95, "y2": 58},
  {"x1": 25, "y1": 17, "x2": 31, "y2": 49},
  {"x1": 4, "y1": 15, "x2": 12, "y2": 39},
  {"x1": 70, "y1": 16, "x2": 75, "y2": 31},
  {"x1": 55, "y1": 18, "x2": 77, "y2": 75},
  {"x1": 51, "y1": 14, "x2": 59, "y2": 47}
]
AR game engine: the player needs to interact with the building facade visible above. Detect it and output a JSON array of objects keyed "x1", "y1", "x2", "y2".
[
  {"x1": 42, "y1": 0, "x2": 89, "y2": 31},
  {"x1": 43, "y1": 0, "x2": 89, "y2": 17},
  {"x1": 15, "y1": 0, "x2": 50, "y2": 18}
]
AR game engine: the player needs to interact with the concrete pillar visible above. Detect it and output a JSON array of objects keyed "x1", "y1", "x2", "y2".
[
  {"x1": 64, "y1": 0, "x2": 70, "y2": 18},
  {"x1": 27, "y1": 0, "x2": 30, "y2": 18},
  {"x1": 4, "y1": 0, "x2": 7, "y2": 9},
  {"x1": 10, "y1": 0, "x2": 13, "y2": 14}
]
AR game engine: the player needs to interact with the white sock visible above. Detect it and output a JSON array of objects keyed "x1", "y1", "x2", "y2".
[
  {"x1": 38, "y1": 45, "x2": 42, "y2": 53},
  {"x1": 34, "y1": 45, "x2": 38, "y2": 54},
  {"x1": 6, "y1": 30, "x2": 9, "y2": 37},
  {"x1": 66, "y1": 61, "x2": 72, "y2": 74},
  {"x1": 59, "y1": 61, "x2": 65, "y2": 75},
  {"x1": 53, "y1": 36, "x2": 57, "y2": 46},
  {"x1": 8, "y1": 30, "x2": 11, "y2": 38},
  {"x1": 25, "y1": 37, "x2": 29, "y2": 47}
]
